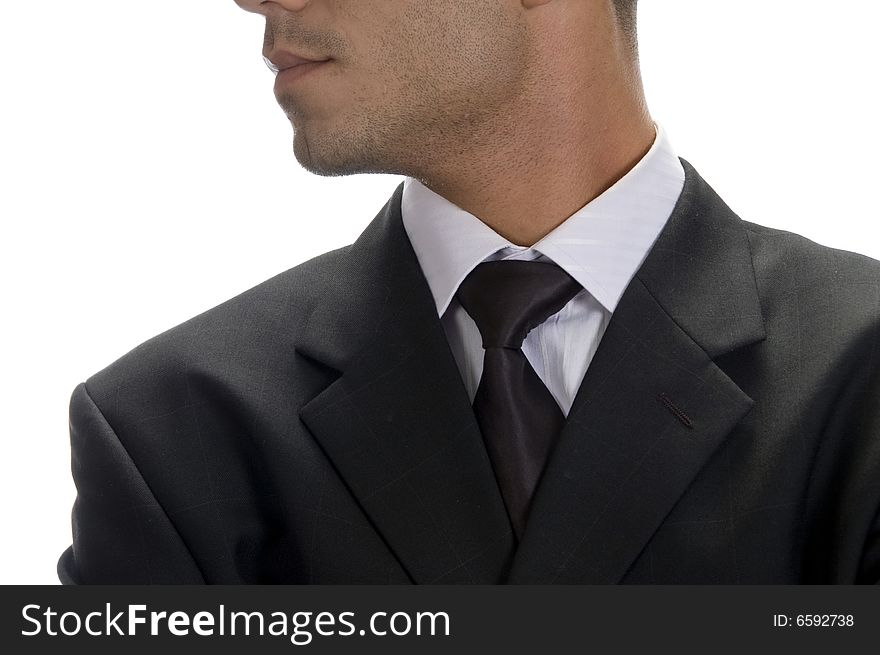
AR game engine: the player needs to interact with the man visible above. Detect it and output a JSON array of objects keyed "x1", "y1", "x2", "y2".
[{"x1": 58, "y1": 0, "x2": 879, "y2": 584}]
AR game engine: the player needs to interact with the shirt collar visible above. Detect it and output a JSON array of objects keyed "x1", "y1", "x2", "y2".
[{"x1": 401, "y1": 122, "x2": 685, "y2": 316}]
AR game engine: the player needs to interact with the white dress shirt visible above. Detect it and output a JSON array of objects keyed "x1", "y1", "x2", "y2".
[{"x1": 400, "y1": 123, "x2": 685, "y2": 417}]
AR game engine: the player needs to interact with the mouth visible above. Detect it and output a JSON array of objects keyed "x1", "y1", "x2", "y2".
[
  {"x1": 264, "y1": 50, "x2": 333, "y2": 92},
  {"x1": 272, "y1": 59, "x2": 332, "y2": 92},
  {"x1": 263, "y1": 50, "x2": 331, "y2": 74}
]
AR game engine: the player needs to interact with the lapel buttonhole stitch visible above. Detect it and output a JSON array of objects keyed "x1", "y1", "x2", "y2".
[{"x1": 657, "y1": 392, "x2": 694, "y2": 430}]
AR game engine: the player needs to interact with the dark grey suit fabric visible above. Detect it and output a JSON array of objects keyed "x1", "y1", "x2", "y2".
[{"x1": 58, "y1": 159, "x2": 880, "y2": 584}]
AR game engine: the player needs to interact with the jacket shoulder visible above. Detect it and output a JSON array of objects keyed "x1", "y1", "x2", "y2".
[
  {"x1": 742, "y1": 219, "x2": 880, "y2": 343},
  {"x1": 81, "y1": 246, "x2": 350, "y2": 411},
  {"x1": 743, "y1": 218, "x2": 880, "y2": 272}
]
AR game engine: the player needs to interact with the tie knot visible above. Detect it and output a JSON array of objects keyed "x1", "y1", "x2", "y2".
[{"x1": 455, "y1": 260, "x2": 583, "y2": 349}]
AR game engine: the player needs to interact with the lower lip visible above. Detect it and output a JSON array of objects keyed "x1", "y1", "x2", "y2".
[{"x1": 274, "y1": 60, "x2": 331, "y2": 90}]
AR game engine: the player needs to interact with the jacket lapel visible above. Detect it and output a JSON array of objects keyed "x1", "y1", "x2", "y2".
[
  {"x1": 506, "y1": 158, "x2": 766, "y2": 583},
  {"x1": 297, "y1": 183, "x2": 516, "y2": 584}
]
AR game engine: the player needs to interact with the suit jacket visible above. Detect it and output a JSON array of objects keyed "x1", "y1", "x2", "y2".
[{"x1": 58, "y1": 159, "x2": 880, "y2": 584}]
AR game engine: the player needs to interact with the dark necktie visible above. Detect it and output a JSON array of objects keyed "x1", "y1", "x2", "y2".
[{"x1": 455, "y1": 260, "x2": 583, "y2": 541}]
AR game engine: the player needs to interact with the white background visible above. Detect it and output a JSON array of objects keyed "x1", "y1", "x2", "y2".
[{"x1": 1, "y1": 1, "x2": 878, "y2": 584}]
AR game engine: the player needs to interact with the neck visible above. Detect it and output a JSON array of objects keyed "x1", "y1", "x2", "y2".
[{"x1": 413, "y1": 13, "x2": 655, "y2": 246}]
